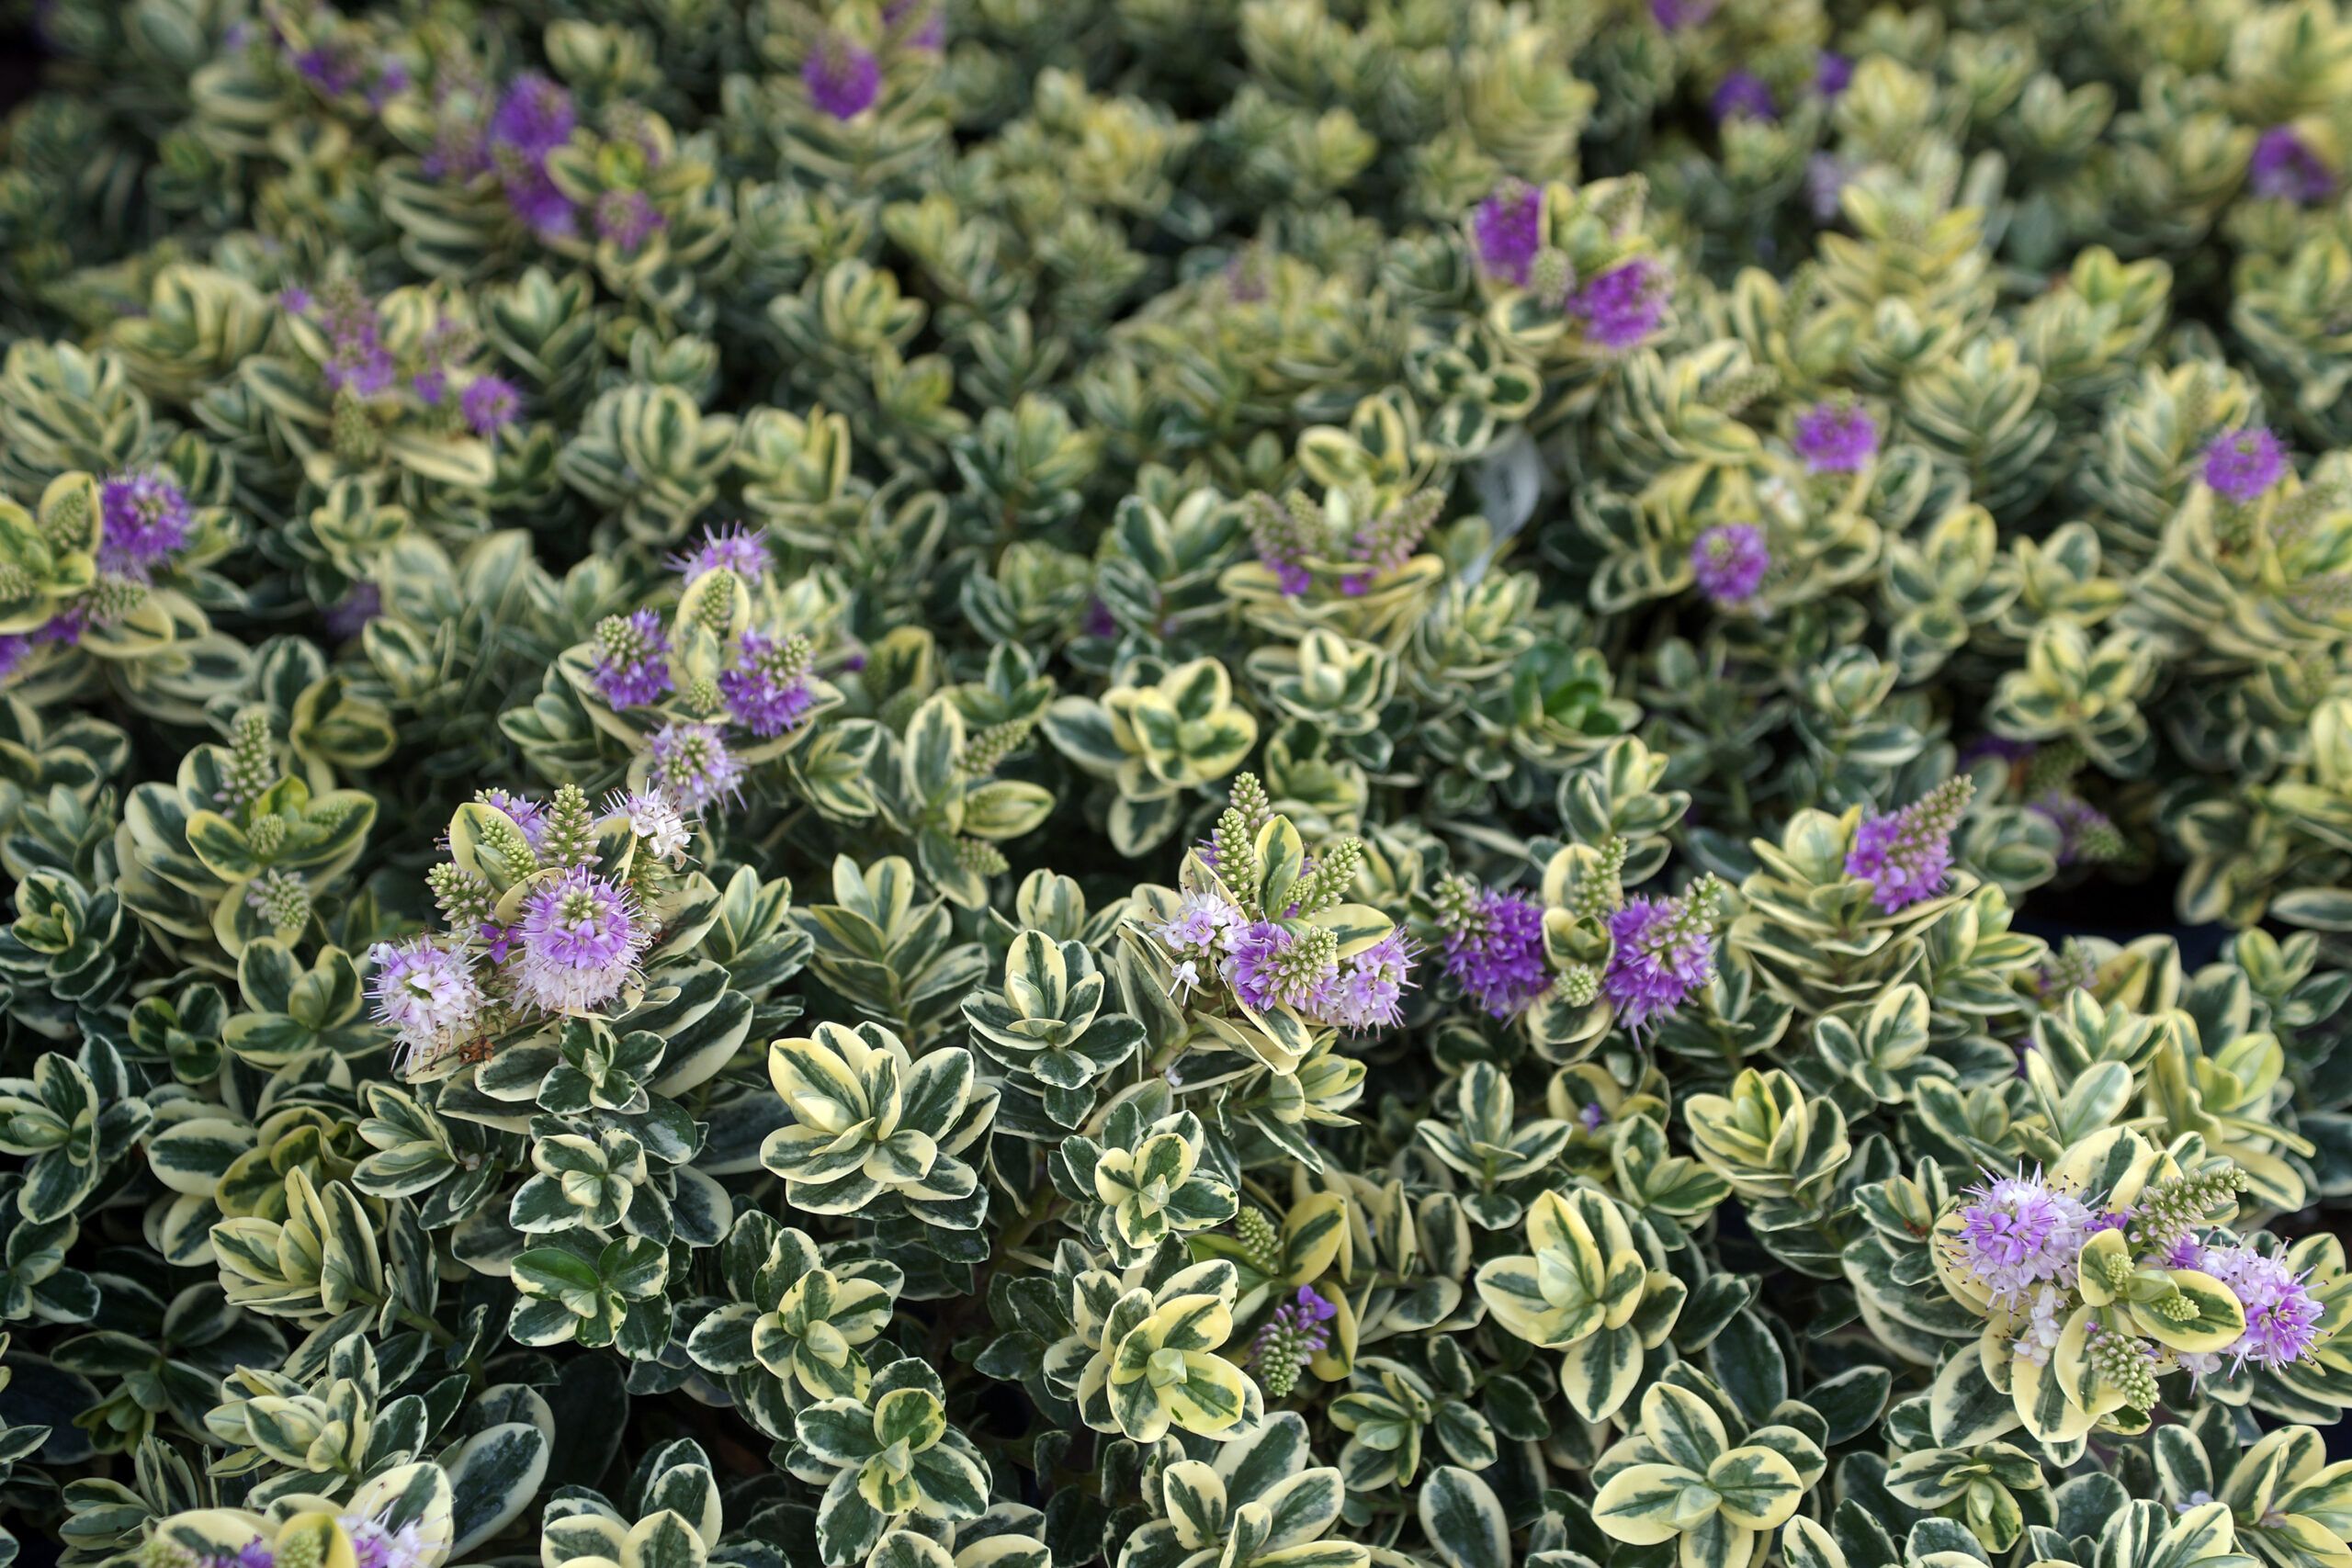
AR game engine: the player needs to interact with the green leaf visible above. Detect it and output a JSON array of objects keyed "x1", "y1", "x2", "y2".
[
  {"x1": 444, "y1": 1422, "x2": 550, "y2": 1554},
  {"x1": 1254, "y1": 816, "x2": 1305, "y2": 916},
  {"x1": 1707, "y1": 1312, "x2": 1788, "y2": 1426},
  {"x1": 903, "y1": 695, "x2": 966, "y2": 806},
  {"x1": 1419, "y1": 1465, "x2": 1511, "y2": 1568},
  {"x1": 1928, "y1": 1344, "x2": 2018, "y2": 1448}
]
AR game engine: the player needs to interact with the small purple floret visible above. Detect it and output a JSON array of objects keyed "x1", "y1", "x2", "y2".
[
  {"x1": 367, "y1": 938, "x2": 485, "y2": 1069},
  {"x1": 805, "y1": 39, "x2": 881, "y2": 119},
  {"x1": 1324, "y1": 931, "x2": 1416, "y2": 1032},
  {"x1": 1227, "y1": 920, "x2": 1302, "y2": 1013},
  {"x1": 462, "y1": 376, "x2": 521, "y2": 437},
  {"x1": 1847, "y1": 778, "x2": 1969, "y2": 912},
  {"x1": 1691, "y1": 524, "x2": 1770, "y2": 607},
  {"x1": 1601, "y1": 893, "x2": 1715, "y2": 1030},
  {"x1": 1793, "y1": 402, "x2": 1879, "y2": 472},
  {"x1": 514, "y1": 865, "x2": 650, "y2": 1013},
  {"x1": 1442, "y1": 888, "x2": 1551, "y2": 1018},
  {"x1": 1473, "y1": 180, "x2": 1544, "y2": 287},
  {"x1": 1712, "y1": 70, "x2": 1776, "y2": 124},
  {"x1": 2205, "y1": 427, "x2": 2289, "y2": 503},
  {"x1": 669, "y1": 524, "x2": 769, "y2": 583},
  {"x1": 2251, "y1": 126, "x2": 2335, "y2": 205},
  {"x1": 594, "y1": 608, "x2": 673, "y2": 710},
  {"x1": 1953, "y1": 1168, "x2": 2094, "y2": 1305},
  {"x1": 490, "y1": 73, "x2": 574, "y2": 157},
  {"x1": 650, "y1": 719, "x2": 746, "y2": 813},
  {"x1": 718, "y1": 630, "x2": 817, "y2": 739},
  {"x1": 2199, "y1": 1243, "x2": 2324, "y2": 1371},
  {"x1": 98, "y1": 470, "x2": 193, "y2": 576},
  {"x1": 1570, "y1": 258, "x2": 1668, "y2": 352}
]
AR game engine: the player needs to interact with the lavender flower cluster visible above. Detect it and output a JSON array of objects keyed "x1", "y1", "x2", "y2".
[
  {"x1": 367, "y1": 784, "x2": 686, "y2": 1070},
  {"x1": 1155, "y1": 888, "x2": 1418, "y2": 1032},
  {"x1": 1950, "y1": 1164, "x2": 2325, "y2": 1383},
  {"x1": 584, "y1": 526, "x2": 822, "y2": 812}
]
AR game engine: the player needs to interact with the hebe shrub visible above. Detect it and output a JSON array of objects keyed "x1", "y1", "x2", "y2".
[{"x1": 0, "y1": 3, "x2": 2347, "y2": 1568}]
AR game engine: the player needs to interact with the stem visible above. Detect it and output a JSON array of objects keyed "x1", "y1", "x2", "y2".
[
  {"x1": 397, "y1": 1306, "x2": 457, "y2": 1348},
  {"x1": 994, "y1": 1194, "x2": 1063, "y2": 1258}
]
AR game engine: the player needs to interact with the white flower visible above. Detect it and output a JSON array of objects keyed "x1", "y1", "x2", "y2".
[
  {"x1": 1156, "y1": 893, "x2": 1239, "y2": 959},
  {"x1": 367, "y1": 939, "x2": 485, "y2": 1071},
  {"x1": 2009, "y1": 1284, "x2": 2065, "y2": 1367},
  {"x1": 340, "y1": 1512, "x2": 436, "y2": 1568},
  {"x1": 610, "y1": 787, "x2": 692, "y2": 863}
]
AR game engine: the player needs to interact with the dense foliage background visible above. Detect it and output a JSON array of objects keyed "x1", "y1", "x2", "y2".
[{"x1": 0, "y1": 4, "x2": 2350, "y2": 1568}]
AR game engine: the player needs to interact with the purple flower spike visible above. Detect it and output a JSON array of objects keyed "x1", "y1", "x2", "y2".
[
  {"x1": 490, "y1": 73, "x2": 575, "y2": 158},
  {"x1": 1815, "y1": 52, "x2": 1853, "y2": 98},
  {"x1": 488, "y1": 74, "x2": 579, "y2": 239},
  {"x1": 98, "y1": 469, "x2": 193, "y2": 575},
  {"x1": 40, "y1": 605, "x2": 88, "y2": 647},
  {"x1": 1323, "y1": 931, "x2": 1417, "y2": 1032},
  {"x1": 1712, "y1": 70, "x2": 1777, "y2": 124},
  {"x1": 339, "y1": 1514, "x2": 433, "y2": 1568},
  {"x1": 1473, "y1": 179, "x2": 1544, "y2": 287},
  {"x1": 1227, "y1": 920, "x2": 1305, "y2": 1012},
  {"x1": 1249, "y1": 1285, "x2": 1340, "y2": 1395},
  {"x1": 669, "y1": 524, "x2": 770, "y2": 584},
  {"x1": 335, "y1": 348, "x2": 397, "y2": 397},
  {"x1": 718, "y1": 630, "x2": 818, "y2": 738},
  {"x1": 2251, "y1": 126, "x2": 2335, "y2": 205},
  {"x1": 503, "y1": 165, "x2": 577, "y2": 239},
  {"x1": 2197, "y1": 1244, "x2": 2325, "y2": 1371},
  {"x1": 1440, "y1": 886, "x2": 1551, "y2": 1018},
  {"x1": 477, "y1": 789, "x2": 547, "y2": 849},
  {"x1": 1691, "y1": 524, "x2": 1770, "y2": 607},
  {"x1": 2205, "y1": 427, "x2": 2288, "y2": 503},
  {"x1": 650, "y1": 720, "x2": 746, "y2": 813},
  {"x1": 2030, "y1": 793, "x2": 2115, "y2": 866},
  {"x1": 1601, "y1": 884, "x2": 1719, "y2": 1031},
  {"x1": 805, "y1": 38, "x2": 881, "y2": 119},
  {"x1": 514, "y1": 866, "x2": 650, "y2": 1014},
  {"x1": 1570, "y1": 258, "x2": 1668, "y2": 352},
  {"x1": 294, "y1": 48, "x2": 357, "y2": 96},
  {"x1": 367, "y1": 938, "x2": 485, "y2": 1069},
  {"x1": 593, "y1": 609, "x2": 673, "y2": 711},
  {"x1": 462, "y1": 376, "x2": 522, "y2": 437},
  {"x1": 1793, "y1": 401, "x2": 1879, "y2": 472},
  {"x1": 1155, "y1": 892, "x2": 1240, "y2": 1004},
  {"x1": 1953, "y1": 1168, "x2": 2094, "y2": 1305},
  {"x1": 1847, "y1": 775, "x2": 1972, "y2": 911}
]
